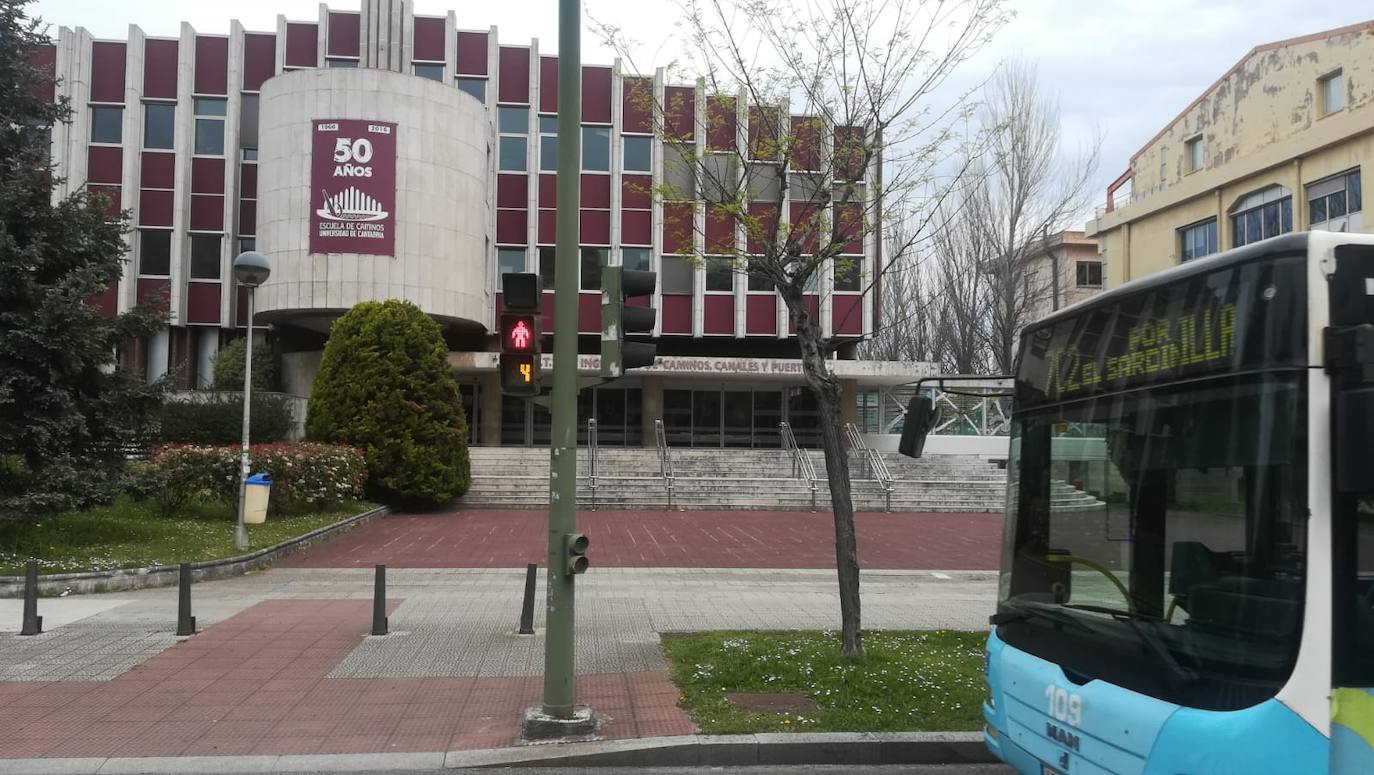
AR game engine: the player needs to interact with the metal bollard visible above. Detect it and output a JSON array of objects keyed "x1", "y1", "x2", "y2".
[
  {"x1": 371, "y1": 564, "x2": 388, "y2": 636},
  {"x1": 20, "y1": 559, "x2": 42, "y2": 636},
  {"x1": 176, "y1": 563, "x2": 197, "y2": 636},
  {"x1": 518, "y1": 563, "x2": 537, "y2": 635}
]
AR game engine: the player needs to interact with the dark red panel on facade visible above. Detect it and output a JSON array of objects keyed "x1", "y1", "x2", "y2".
[
  {"x1": 538, "y1": 209, "x2": 555, "y2": 244},
  {"x1": 663, "y1": 202, "x2": 694, "y2": 254},
  {"x1": 790, "y1": 116, "x2": 821, "y2": 171},
  {"x1": 538, "y1": 174, "x2": 557, "y2": 208},
  {"x1": 285, "y1": 22, "x2": 318, "y2": 68},
  {"x1": 413, "y1": 16, "x2": 445, "y2": 61},
  {"x1": 235, "y1": 285, "x2": 249, "y2": 326},
  {"x1": 539, "y1": 56, "x2": 558, "y2": 113},
  {"x1": 540, "y1": 291, "x2": 554, "y2": 332},
  {"x1": 580, "y1": 174, "x2": 610, "y2": 209},
  {"x1": 239, "y1": 199, "x2": 256, "y2": 235},
  {"x1": 327, "y1": 12, "x2": 360, "y2": 57},
  {"x1": 579, "y1": 209, "x2": 610, "y2": 245},
  {"x1": 790, "y1": 202, "x2": 821, "y2": 254},
  {"x1": 496, "y1": 209, "x2": 528, "y2": 244},
  {"x1": 665, "y1": 86, "x2": 694, "y2": 141},
  {"x1": 622, "y1": 77, "x2": 652, "y2": 134},
  {"x1": 703, "y1": 295, "x2": 734, "y2": 335},
  {"x1": 28, "y1": 44, "x2": 56, "y2": 102},
  {"x1": 190, "y1": 157, "x2": 225, "y2": 194},
  {"x1": 456, "y1": 31, "x2": 488, "y2": 75},
  {"x1": 138, "y1": 189, "x2": 173, "y2": 227},
  {"x1": 136, "y1": 277, "x2": 171, "y2": 310},
  {"x1": 833, "y1": 294, "x2": 862, "y2": 336},
  {"x1": 240, "y1": 163, "x2": 258, "y2": 198},
  {"x1": 578, "y1": 293, "x2": 601, "y2": 334},
  {"x1": 661, "y1": 294, "x2": 692, "y2": 334},
  {"x1": 837, "y1": 202, "x2": 863, "y2": 253},
  {"x1": 86, "y1": 146, "x2": 122, "y2": 184},
  {"x1": 746, "y1": 294, "x2": 776, "y2": 335},
  {"x1": 622, "y1": 174, "x2": 651, "y2": 209},
  {"x1": 88, "y1": 280, "x2": 118, "y2": 319},
  {"x1": 707, "y1": 95, "x2": 736, "y2": 152},
  {"x1": 498, "y1": 47, "x2": 530, "y2": 104},
  {"x1": 141, "y1": 152, "x2": 175, "y2": 189},
  {"x1": 749, "y1": 106, "x2": 780, "y2": 160},
  {"x1": 706, "y1": 204, "x2": 734, "y2": 254},
  {"x1": 186, "y1": 282, "x2": 222, "y2": 325},
  {"x1": 835, "y1": 125, "x2": 866, "y2": 180},
  {"x1": 621, "y1": 210, "x2": 651, "y2": 245},
  {"x1": 582, "y1": 66, "x2": 612, "y2": 124},
  {"x1": 90, "y1": 42, "x2": 126, "y2": 103},
  {"x1": 193, "y1": 36, "x2": 229, "y2": 95},
  {"x1": 190, "y1": 194, "x2": 224, "y2": 231},
  {"x1": 242, "y1": 34, "x2": 276, "y2": 91},
  {"x1": 746, "y1": 202, "x2": 780, "y2": 253},
  {"x1": 87, "y1": 184, "x2": 121, "y2": 218},
  {"x1": 143, "y1": 39, "x2": 178, "y2": 99},
  {"x1": 497, "y1": 173, "x2": 528, "y2": 209}
]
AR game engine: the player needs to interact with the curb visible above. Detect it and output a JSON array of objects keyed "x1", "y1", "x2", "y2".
[
  {"x1": 0, "y1": 505, "x2": 389, "y2": 598},
  {"x1": 0, "y1": 732, "x2": 994, "y2": 773}
]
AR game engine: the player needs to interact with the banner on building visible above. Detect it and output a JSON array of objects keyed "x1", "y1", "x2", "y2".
[{"x1": 309, "y1": 119, "x2": 397, "y2": 256}]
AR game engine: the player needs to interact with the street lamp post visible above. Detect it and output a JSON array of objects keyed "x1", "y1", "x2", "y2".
[{"x1": 231, "y1": 251, "x2": 271, "y2": 551}]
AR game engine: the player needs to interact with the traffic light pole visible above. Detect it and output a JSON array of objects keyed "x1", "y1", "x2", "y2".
[{"x1": 543, "y1": 0, "x2": 581, "y2": 721}]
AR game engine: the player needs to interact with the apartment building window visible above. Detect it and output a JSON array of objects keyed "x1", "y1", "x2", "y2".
[
  {"x1": 834, "y1": 257, "x2": 863, "y2": 291},
  {"x1": 1231, "y1": 187, "x2": 1292, "y2": 247},
  {"x1": 1185, "y1": 136, "x2": 1203, "y2": 173},
  {"x1": 622, "y1": 247, "x2": 651, "y2": 273},
  {"x1": 1179, "y1": 218, "x2": 1218, "y2": 262},
  {"x1": 747, "y1": 164, "x2": 782, "y2": 202},
  {"x1": 623, "y1": 136, "x2": 651, "y2": 172},
  {"x1": 143, "y1": 103, "x2": 174, "y2": 149},
  {"x1": 539, "y1": 116, "x2": 558, "y2": 172},
  {"x1": 456, "y1": 78, "x2": 486, "y2": 103},
  {"x1": 497, "y1": 248, "x2": 526, "y2": 289},
  {"x1": 138, "y1": 229, "x2": 172, "y2": 276},
  {"x1": 188, "y1": 234, "x2": 222, "y2": 280},
  {"x1": 413, "y1": 63, "x2": 443, "y2": 82},
  {"x1": 1075, "y1": 260, "x2": 1103, "y2": 288},
  {"x1": 498, "y1": 106, "x2": 528, "y2": 172},
  {"x1": 582, "y1": 126, "x2": 611, "y2": 172},
  {"x1": 664, "y1": 143, "x2": 696, "y2": 200},
  {"x1": 662, "y1": 255, "x2": 693, "y2": 294},
  {"x1": 193, "y1": 99, "x2": 226, "y2": 156},
  {"x1": 538, "y1": 246, "x2": 556, "y2": 289},
  {"x1": 747, "y1": 257, "x2": 773, "y2": 292},
  {"x1": 705, "y1": 258, "x2": 734, "y2": 292},
  {"x1": 1309, "y1": 169, "x2": 1363, "y2": 231},
  {"x1": 90, "y1": 106, "x2": 122, "y2": 144},
  {"x1": 579, "y1": 247, "x2": 608, "y2": 291},
  {"x1": 1320, "y1": 70, "x2": 1345, "y2": 115},
  {"x1": 239, "y1": 94, "x2": 259, "y2": 151}
]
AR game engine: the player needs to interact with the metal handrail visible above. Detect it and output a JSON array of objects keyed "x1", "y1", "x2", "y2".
[
  {"x1": 779, "y1": 421, "x2": 818, "y2": 512},
  {"x1": 845, "y1": 422, "x2": 893, "y2": 512},
  {"x1": 654, "y1": 418, "x2": 675, "y2": 510},
  {"x1": 586, "y1": 418, "x2": 598, "y2": 510}
]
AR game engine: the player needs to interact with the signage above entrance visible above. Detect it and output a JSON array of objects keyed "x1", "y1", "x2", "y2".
[
  {"x1": 450, "y1": 352, "x2": 939, "y2": 385},
  {"x1": 309, "y1": 119, "x2": 397, "y2": 256}
]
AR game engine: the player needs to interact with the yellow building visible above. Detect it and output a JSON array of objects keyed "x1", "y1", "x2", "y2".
[{"x1": 1086, "y1": 20, "x2": 1372, "y2": 285}]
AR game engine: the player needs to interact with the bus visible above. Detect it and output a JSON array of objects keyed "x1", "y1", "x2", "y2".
[{"x1": 983, "y1": 231, "x2": 1374, "y2": 775}]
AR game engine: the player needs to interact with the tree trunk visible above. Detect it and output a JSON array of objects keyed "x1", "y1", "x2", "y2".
[{"x1": 787, "y1": 289, "x2": 863, "y2": 657}]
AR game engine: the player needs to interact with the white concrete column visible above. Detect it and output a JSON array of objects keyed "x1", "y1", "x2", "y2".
[
  {"x1": 196, "y1": 327, "x2": 219, "y2": 387},
  {"x1": 223, "y1": 21, "x2": 246, "y2": 328},
  {"x1": 146, "y1": 327, "x2": 170, "y2": 382},
  {"x1": 692, "y1": 76, "x2": 706, "y2": 338},
  {"x1": 170, "y1": 22, "x2": 196, "y2": 327},
  {"x1": 120, "y1": 24, "x2": 147, "y2": 315},
  {"x1": 444, "y1": 11, "x2": 457, "y2": 83},
  {"x1": 651, "y1": 67, "x2": 665, "y2": 336}
]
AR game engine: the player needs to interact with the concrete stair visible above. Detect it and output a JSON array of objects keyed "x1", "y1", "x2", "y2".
[{"x1": 460, "y1": 446, "x2": 1009, "y2": 512}]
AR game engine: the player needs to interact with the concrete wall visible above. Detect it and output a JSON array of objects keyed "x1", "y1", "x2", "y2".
[{"x1": 256, "y1": 67, "x2": 490, "y2": 326}]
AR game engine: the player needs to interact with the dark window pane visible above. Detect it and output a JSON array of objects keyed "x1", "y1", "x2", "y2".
[
  {"x1": 1310, "y1": 197, "x2": 1327, "y2": 225},
  {"x1": 195, "y1": 119, "x2": 225, "y2": 155},
  {"x1": 623, "y1": 247, "x2": 651, "y2": 272},
  {"x1": 194, "y1": 98, "x2": 226, "y2": 116},
  {"x1": 1280, "y1": 198, "x2": 1292, "y2": 234},
  {"x1": 189, "y1": 235, "x2": 221, "y2": 279},
  {"x1": 583, "y1": 126, "x2": 610, "y2": 171},
  {"x1": 499, "y1": 136, "x2": 526, "y2": 171},
  {"x1": 327, "y1": 58, "x2": 357, "y2": 68},
  {"x1": 238, "y1": 237, "x2": 255, "y2": 254},
  {"x1": 693, "y1": 389, "x2": 722, "y2": 447},
  {"x1": 1349, "y1": 171, "x2": 1362, "y2": 213},
  {"x1": 144, "y1": 104, "x2": 174, "y2": 149},
  {"x1": 540, "y1": 135, "x2": 558, "y2": 171},
  {"x1": 580, "y1": 247, "x2": 608, "y2": 291},
  {"x1": 752, "y1": 391, "x2": 782, "y2": 447},
  {"x1": 623, "y1": 136, "x2": 652, "y2": 172},
  {"x1": 1231, "y1": 215, "x2": 1246, "y2": 247},
  {"x1": 1330, "y1": 190, "x2": 1347, "y2": 219},
  {"x1": 662, "y1": 256, "x2": 693, "y2": 294},
  {"x1": 705, "y1": 258, "x2": 734, "y2": 292},
  {"x1": 834, "y1": 257, "x2": 862, "y2": 291},
  {"x1": 497, "y1": 248, "x2": 526, "y2": 288},
  {"x1": 1206, "y1": 221, "x2": 1217, "y2": 255},
  {"x1": 539, "y1": 116, "x2": 559, "y2": 134},
  {"x1": 456, "y1": 78, "x2": 486, "y2": 102},
  {"x1": 663, "y1": 389, "x2": 693, "y2": 446},
  {"x1": 498, "y1": 106, "x2": 528, "y2": 134},
  {"x1": 1262, "y1": 203, "x2": 1279, "y2": 238},
  {"x1": 414, "y1": 63, "x2": 444, "y2": 81},
  {"x1": 723, "y1": 391, "x2": 753, "y2": 448},
  {"x1": 90, "y1": 106, "x2": 122, "y2": 144},
  {"x1": 1245, "y1": 210, "x2": 1262, "y2": 243},
  {"x1": 139, "y1": 230, "x2": 171, "y2": 276},
  {"x1": 538, "y1": 246, "x2": 557, "y2": 288},
  {"x1": 239, "y1": 95, "x2": 258, "y2": 149}
]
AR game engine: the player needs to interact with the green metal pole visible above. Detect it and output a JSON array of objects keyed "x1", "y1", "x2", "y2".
[{"x1": 544, "y1": 0, "x2": 581, "y2": 719}]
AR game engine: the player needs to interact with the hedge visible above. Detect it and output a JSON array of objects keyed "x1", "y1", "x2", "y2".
[
  {"x1": 156, "y1": 393, "x2": 294, "y2": 445},
  {"x1": 136, "y1": 442, "x2": 366, "y2": 517}
]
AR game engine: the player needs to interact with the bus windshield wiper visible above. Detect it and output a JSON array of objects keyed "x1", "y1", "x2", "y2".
[
  {"x1": 1063, "y1": 604, "x2": 1198, "y2": 687},
  {"x1": 991, "y1": 601, "x2": 1095, "y2": 633}
]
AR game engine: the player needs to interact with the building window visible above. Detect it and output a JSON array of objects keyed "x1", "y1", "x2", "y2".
[
  {"x1": 1320, "y1": 70, "x2": 1345, "y2": 115},
  {"x1": 703, "y1": 154, "x2": 739, "y2": 203},
  {"x1": 662, "y1": 255, "x2": 693, "y2": 294},
  {"x1": 242, "y1": 148, "x2": 258, "y2": 161},
  {"x1": 498, "y1": 106, "x2": 528, "y2": 172},
  {"x1": 189, "y1": 234, "x2": 222, "y2": 280},
  {"x1": 539, "y1": 116, "x2": 558, "y2": 172},
  {"x1": 456, "y1": 77, "x2": 486, "y2": 102},
  {"x1": 143, "y1": 103, "x2": 174, "y2": 149},
  {"x1": 582, "y1": 126, "x2": 610, "y2": 172},
  {"x1": 1179, "y1": 218, "x2": 1218, "y2": 262},
  {"x1": 580, "y1": 247, "x2": 608, "y2": 291},
  {"x1": 239, "y1": 94, "x2": 259, "y2": 150},
  {"x1": 238, "y1": 237, "x2": 255, "y2": 254},
  {"x1": 1075, "y1": 260, "x2": 1103, "y2": 288},
  {"x1": 538, "y1": 246, "x2": 556, "y2": 289},
  {"x1": 413, "y1": 63, "x2": 444, "y2": 82},
  {"x1": 139, "y1": 229, "x2": 171, "y2": 276},
  {"x1": 705, "y1": 258, "x2": 734, "y2": 292},
  {"x1": 1230, "y1": 186, "x2": 1292, "y2": 248},
  {"x1": 1308, "y1": 169, "x2": 1362, "y2": 231},
  {"x1": 193, "y1": 98, "x2": 226, "y2": 156},
  {"x1": 90, "y1": 106, "x2": 122, "y2": 144},
  {"x1": 326, "y1": 57, "x2": 358, "y2": 68},
  {"x1": 747, "y1": 258, "x2": 773, "y2": 292},
  {"x1": 747, "y1": 164, "x2": 782, "y2": 202},
  {"x1": 834, "y1": 257, "x2": 863, "y2": 291},
  {"x1": 623, "y1": 247, "x2": 651, "y2": 273},
  {"x1": 623, "y1": 136, "x2": 651, "y2": 172},
  {"x1": 1185, "y1": 136, "x2": 1203, "y2": 173},
  {"x1": 497, "y1": 248, "x2": 526, "y2": 288},
  {"x1": 664, "y1": 142, "x2": 696, "y2": 200}
]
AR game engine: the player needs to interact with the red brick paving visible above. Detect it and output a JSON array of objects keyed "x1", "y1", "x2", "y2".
[
  {"x1": 0, "y1": 600, "x2": 692, "y2": 759},
  {"x1": 280, "y1": 509, "x2": 1002, "y2": 570}
]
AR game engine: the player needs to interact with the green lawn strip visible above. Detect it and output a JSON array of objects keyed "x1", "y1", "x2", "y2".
[
  {"x1": 0, "y1": 496, "x2": 376, "y2": 576},
  {"x1": 661, "y1": 630, "x2": 986, "y2": 733}
]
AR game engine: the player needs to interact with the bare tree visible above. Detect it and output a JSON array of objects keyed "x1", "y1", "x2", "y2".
[{"x1": 597, "y1": 0, "x2": 1009, "y2": 656}]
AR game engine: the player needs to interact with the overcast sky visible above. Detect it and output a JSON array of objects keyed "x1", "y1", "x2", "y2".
[{"x1": 32, "y1": 0, "x2": 1373, "y2": 220}]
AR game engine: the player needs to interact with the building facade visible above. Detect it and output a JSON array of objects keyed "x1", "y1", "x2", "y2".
[
  {"x1": 1020, "y1": 230, "x2": 1102, "y2": 323},
  {"x1": 1086, "y1": 20, "x2": 1372, "y2": 285},
  {"x1": 40, "y1": 1, "x2": 923, "y2": 448}
]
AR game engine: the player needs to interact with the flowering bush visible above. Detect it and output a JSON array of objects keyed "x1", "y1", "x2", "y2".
[{"x1": 140, "y1": 442, "x2": 366, "y2": 516}]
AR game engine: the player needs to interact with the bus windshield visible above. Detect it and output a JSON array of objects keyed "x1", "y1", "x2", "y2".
[{"x1": 996, "y1": 372, "x2": 1307, "y2": 711}]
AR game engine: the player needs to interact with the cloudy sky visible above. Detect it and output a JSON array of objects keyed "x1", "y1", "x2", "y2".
[{"x1": 32, "y1": 0, "x2": 1372, "y2": 219}]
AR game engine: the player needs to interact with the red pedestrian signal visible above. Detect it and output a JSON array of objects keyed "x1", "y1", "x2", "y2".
[
  {"x1": 507, "y1": 317, "x2": 534, "y2": 350},
  {"x1": 500, "y1": 273, "x2": 542, "y2": 396}
]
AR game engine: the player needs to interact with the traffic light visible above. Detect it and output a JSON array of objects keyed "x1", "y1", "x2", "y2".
[
  {"x1": 500, "y1": 272, "x2": 542, "y2": 396},
  {"x1": 600, "y1": 266, "x2": 657, "y2": 378},
  {"x1": 564, "y1": 532, "x2": 590, "y2": 575}
]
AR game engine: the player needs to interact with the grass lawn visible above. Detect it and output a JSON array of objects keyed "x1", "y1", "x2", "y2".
[
  {"x1": 0, "y1": 496, "x2": 375, "y2": 576},
  {"x1": 661, "y1": 630, "x2": 987, "y2": 733}
]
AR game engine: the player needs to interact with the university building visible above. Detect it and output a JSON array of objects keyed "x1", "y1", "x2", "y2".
[
  {"x1": 1087, "y1": 20, "x2": 1372, "y2": 285},
  {"x1": 38, "y1": 1, "x2": 929, "y2": 449}
]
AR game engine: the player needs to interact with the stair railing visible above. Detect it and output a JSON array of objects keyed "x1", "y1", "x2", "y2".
[
  {"x1": 780, "y1": 421, "x2": 818, "y2": 512},
  {"x1": 586, "y1": 418, "x2": 599, "y2": 510},
  {"x1": 654, "y1": 418, "x2": 675, "y2": 510},
  {"x1": 845, "y1": 422, "x2": 893, "y2": 512}
]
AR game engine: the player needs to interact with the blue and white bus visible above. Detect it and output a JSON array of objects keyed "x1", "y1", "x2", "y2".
[{"x1": 984, "y1": 232, "x2": 1374, "y2": 774}]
